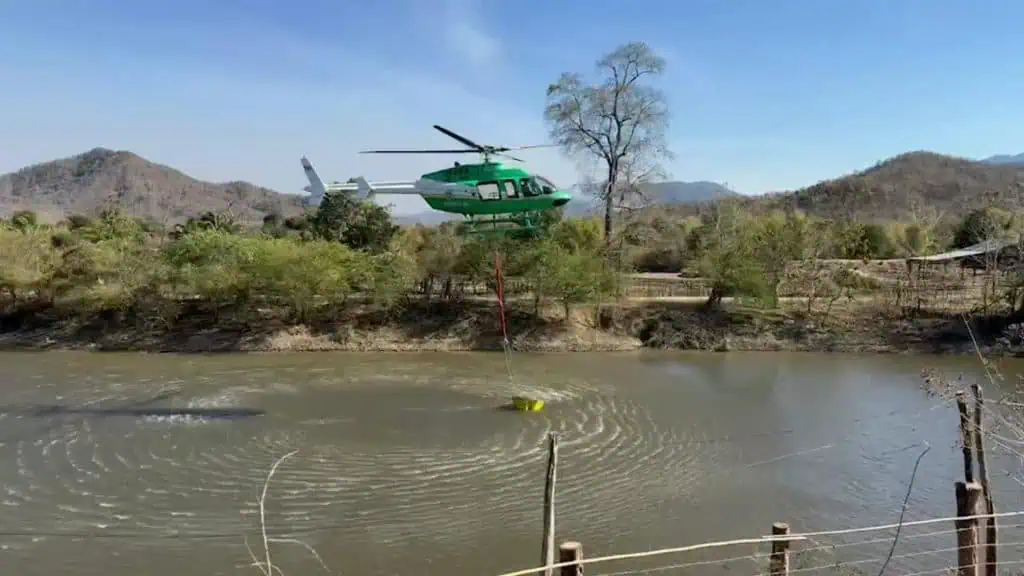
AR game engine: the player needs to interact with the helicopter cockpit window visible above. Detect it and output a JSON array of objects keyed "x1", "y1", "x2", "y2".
[
  {"x1": 536, "y1": 176, "x2": 556, "y2": 195},
  {"x1": 477, "y1": 181, "x2": 501, "y2": 200},
  {"x1": 519, "y1": 177, "x2": 541, "y2": 197}
]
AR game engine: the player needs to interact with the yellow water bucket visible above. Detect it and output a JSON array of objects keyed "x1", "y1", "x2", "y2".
[{"x1": 511, "y1": 396, "x2": 545, "y2": 412}]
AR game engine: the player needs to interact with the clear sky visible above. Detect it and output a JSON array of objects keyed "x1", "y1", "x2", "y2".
[{"x1": 1, "y1": 0, "x2": 1021, "y2": 214}]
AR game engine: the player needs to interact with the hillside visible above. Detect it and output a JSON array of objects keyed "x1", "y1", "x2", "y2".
[
  {"x1": 0, "y1": 148, "x2": 308, "y2": 223},
  {"x1": 983, "y1": 153, "x2": 1024, "y2": 166},
  {"x1": 752, "y1": 151, "x2": 1024, "y2": 220}
]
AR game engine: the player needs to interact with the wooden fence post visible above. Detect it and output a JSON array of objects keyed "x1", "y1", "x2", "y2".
[
  {"x1": 971, "y1": 383, "x2": 997, "y2": 576},
  {"x1": 956, "y1": 391, "x2": 975, "y2": 483},
  {"x1": 541, "y1": 433, "x2": 559, "y2": 576},
  {"x1": 769, "y1": 522, "x2": 790, "y2": 576},
  {"x1": 955, "y1": 481, "x2": 982, "y2": 576},
  {"x1": 558, "y1": 541, "x2": 583, "y2": 576}
]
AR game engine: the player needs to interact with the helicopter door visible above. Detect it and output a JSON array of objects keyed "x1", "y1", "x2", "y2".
[
  {"x1": 502, "y1": 180, "x2": 518, "y2": 198},
  {"x1": 477, "y1": 181, "x2": 501, "y2": 200}
]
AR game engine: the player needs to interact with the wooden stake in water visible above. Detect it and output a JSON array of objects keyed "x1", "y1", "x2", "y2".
[{"x1": 541, "y1": 433, "x2": 559, "y2": 576}]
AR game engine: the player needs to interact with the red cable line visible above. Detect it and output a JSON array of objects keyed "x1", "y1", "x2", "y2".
[{"x1": 494, "y1": 251, "x2": 509, "y2": 343}]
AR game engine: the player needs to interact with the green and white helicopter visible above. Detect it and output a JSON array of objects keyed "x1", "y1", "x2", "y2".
[{"x1": 301, "y1": 125, "x2": 572, "y2": 236}]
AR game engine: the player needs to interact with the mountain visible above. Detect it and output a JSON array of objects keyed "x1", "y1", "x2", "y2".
[
  {"x1": 751, "y1": 151, "x2": 1024, "y2": 221},
  {"x1": 564, "y1": 180, "x2": 739, "y2": 217},
  {"x1": 982, "y1": 153, "x2": 1024, "y2": 166},
  {"x1": 644, "y1": 180, "x2": 740, "y2": 203},
  {"x1": 0, "y1": 148, "x2": 307, "y2": 223}
]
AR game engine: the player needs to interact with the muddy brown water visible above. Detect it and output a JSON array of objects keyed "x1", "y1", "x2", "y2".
[{"x1": 2, "y1": 351, "x2": 1024, "y2": 576}]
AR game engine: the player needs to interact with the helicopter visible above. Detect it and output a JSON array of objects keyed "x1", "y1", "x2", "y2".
[{"x1": 300, "y1": 125, "x2": 573, "y2": 236}]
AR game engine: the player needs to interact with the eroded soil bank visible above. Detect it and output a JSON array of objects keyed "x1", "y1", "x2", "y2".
[{"x1": 1, "y1": 299, "x2": 1020, "y2": 357}]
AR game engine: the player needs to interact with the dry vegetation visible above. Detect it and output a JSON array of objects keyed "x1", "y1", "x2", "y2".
[{"x1": 2, "y1": 177, "x2": 1024, "y2": 355}]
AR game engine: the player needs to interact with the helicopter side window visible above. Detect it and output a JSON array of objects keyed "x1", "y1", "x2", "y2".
[
  {"x1": 477, "y1": 181, "x2": 501, "y2": 201},
  {"x1": 502, "y1": 180, "x2": 518, "y2": 198}
]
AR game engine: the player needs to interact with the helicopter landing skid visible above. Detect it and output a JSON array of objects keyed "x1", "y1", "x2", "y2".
[{"x1": 460, "y1": 213, "x2": 544, "y2": 238}]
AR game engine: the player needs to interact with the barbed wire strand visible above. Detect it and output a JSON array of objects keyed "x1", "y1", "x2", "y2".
[
  {"x1": 588, "y1": 536, "x2": 1024, "y2": 576},
  {"x1": 493, "y1": 534, "x2": 808, "y2": 576},
  {"x1": 493, "y1": 509, "x2": 1024, "y2": 576},
  {"x1": 789, "y1": 539, "x2": 1024, "y2": 576},
  {"x1": 808, "y1": 522, "x2": 1024, "y2": 553},
  {"x1": 894, "y1": 558, "x2": 1024, "y2": 576},
  {"x1": 763, "y1": 509, "x2": 1024, "y2": 540},
  {"x1": 591, "y1": 552, "x2": 761, "y2": 576}
]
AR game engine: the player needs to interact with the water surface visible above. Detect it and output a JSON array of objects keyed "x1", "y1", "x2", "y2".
[{"x1": 1, "y1": 351, "x2": 1022, "y2": 576}]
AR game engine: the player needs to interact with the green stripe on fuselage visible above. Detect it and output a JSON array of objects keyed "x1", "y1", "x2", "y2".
[{"x1": 423, "y1": 194, "x2": 568, "y2": 215}]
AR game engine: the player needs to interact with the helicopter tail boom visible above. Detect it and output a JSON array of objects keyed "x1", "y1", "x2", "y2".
[{"x1": 300, "y1": 156, "x2": 479, "y2": 205}]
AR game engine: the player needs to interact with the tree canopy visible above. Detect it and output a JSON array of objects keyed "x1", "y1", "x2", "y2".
[{"x1": 545, "y1": 41, "x2": 672, "y2": 243}]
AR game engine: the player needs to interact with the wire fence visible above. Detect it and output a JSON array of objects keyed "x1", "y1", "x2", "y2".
[
  {"x1": 494, "y1": 511, "x2": 1024, "y2": 576},
  {"x1": 492, "y1": 363, "x2": 1024, "y2": 576}
]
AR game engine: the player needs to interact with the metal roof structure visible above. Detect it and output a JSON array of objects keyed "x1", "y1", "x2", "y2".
[{"x1": 906, "y1": 238, "x2": 1018, "y2": 263}]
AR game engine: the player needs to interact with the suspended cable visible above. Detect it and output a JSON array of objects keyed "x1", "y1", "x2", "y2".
[{"x1": 494, "y1": 250, "x2": 514, "y2": 385}]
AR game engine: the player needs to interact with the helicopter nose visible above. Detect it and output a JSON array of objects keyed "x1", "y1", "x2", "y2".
[{"x1": 553, "y1": 197, "x2": 569, "y2": 207}]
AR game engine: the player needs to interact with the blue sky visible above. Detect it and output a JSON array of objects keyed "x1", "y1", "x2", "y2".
[{"x1": 1, "y1": 0, "x2": 1021, "y2": 214}]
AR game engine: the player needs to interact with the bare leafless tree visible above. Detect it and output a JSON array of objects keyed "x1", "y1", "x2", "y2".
[{"x1": 544, "y1": 41, "x2": 672, "y2": 243}]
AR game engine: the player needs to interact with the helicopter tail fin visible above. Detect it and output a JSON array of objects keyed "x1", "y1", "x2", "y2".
[
  {"x1": 300, "y1": 157, "x2": 377, "y2": 203},
  {"x1": 300, "y1": 156, "x2": 327, "y2": 206},
  {"x1": 349, "y1": 177, "x2": 374, "y2": 200}
]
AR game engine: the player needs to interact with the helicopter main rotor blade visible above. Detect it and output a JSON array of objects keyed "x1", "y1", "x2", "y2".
[
  {"x1": 497, "y1": 152, "x2": 526, "y2": 163},
  {"x1": 359, "y1": 149, "x2": 480, "y2": 154},
  {"x1": 433, "y1": 125, "x2": 485, "y2": 151},
  {"x1": 506, "y1": 144, "x2": 559, "y2": 151}
]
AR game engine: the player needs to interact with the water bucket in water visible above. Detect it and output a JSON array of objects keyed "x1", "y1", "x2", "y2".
[{"x1": 510, "y1": 396, "x2": 545, "y2": 412}]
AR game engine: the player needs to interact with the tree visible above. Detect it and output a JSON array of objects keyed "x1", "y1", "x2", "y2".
[
  {"x1": 748, "y1": 211, "x2": 810, "y2": 308},
  {"x1": 10, "y1": 210, "x2": 38, "y2": 231},
  {"x1": 310, "y1": 190, "x2": 398, "y2": 253},
  {"x1": 172, "y1": 210, "x2": 239, "y2": 238},
  {"x1": 544, "y1": 42, "x2": 671, "y2": 243},
  {"x1": 694, "y1": 201, "x2": 764, "y2": 309},
  {"x1": 952, "y1": 208, "x2": 1010, "y2": 249}
]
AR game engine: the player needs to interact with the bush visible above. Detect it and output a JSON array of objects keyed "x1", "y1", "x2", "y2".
[
  {"x1": 0, "y1": 227, "x2": 59, "y2": 306},
  {"x1": 531, "y1": 239, "x2": 619, "y2": 319},
  {"x1": 952, "y1": 208, "x2": 1011, "y2": 249}
]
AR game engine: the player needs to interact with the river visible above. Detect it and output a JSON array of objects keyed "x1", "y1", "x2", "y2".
[{"x1": 1, "y1": 351, "x2": 1023, "y2": 576}]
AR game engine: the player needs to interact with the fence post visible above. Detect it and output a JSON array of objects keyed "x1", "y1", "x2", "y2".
[
  {"x1": 971, "y1": 383, "x2": 998, "y2": 576},
  {"x1": 955, "y1": 391, "x2": 975, "y2": 483},
  {"x1": 541, "y1": 433, "x2": 559, "y2": 576},
  {"x1": 558, "y1": 541, "x2": 583, "y2": 576},
  {"x1": 955, "y1": 481, "x2": 982, "y2": 576},
  {"x1": 769, "y1": 522, "x2": 790, "y2": 576}
]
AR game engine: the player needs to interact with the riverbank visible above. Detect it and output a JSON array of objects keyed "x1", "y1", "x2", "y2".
[{"x1": 1, "y1": 297, "x2": 1018, "y2": 356}]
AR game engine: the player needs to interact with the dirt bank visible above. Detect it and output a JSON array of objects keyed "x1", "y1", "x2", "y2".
[{"x1": 1, "y1": 298, "x2": 1020, "y2": 357}]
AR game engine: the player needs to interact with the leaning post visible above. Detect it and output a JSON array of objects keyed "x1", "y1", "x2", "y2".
[
  {"x1": 769, "y1": 522, "x2": 791, "y2": 576},
  {"x1": 540, "y1": 433, "x2": 559, "y2": 576},
  {"x1": 955, "y1": 481, "x2": 982, "y2": 576},
  {"x1": 558, "y1": 541, "x2": 583, "y2": 576}
]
